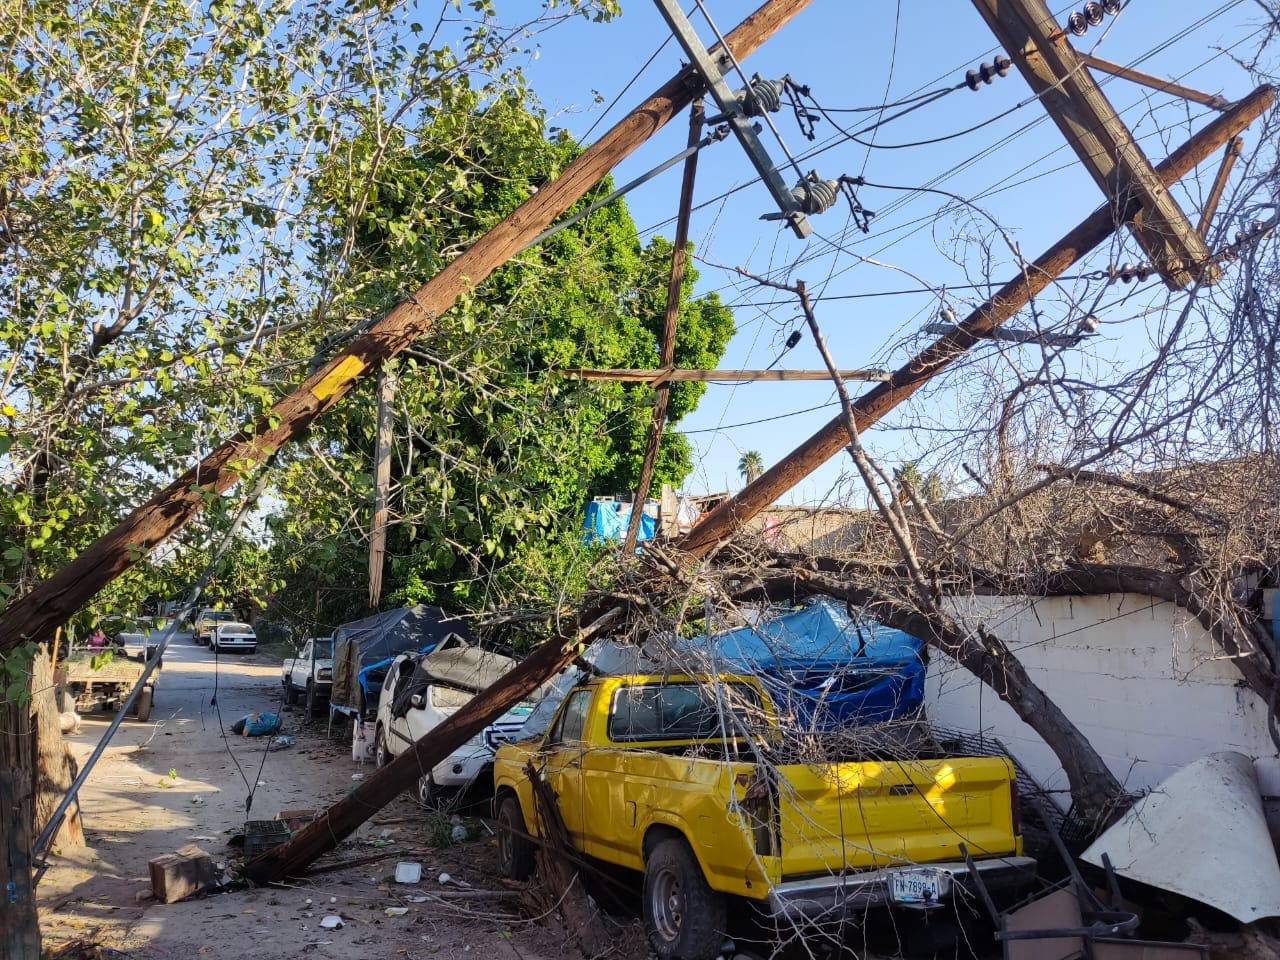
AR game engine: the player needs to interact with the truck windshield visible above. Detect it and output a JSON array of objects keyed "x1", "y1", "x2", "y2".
[
  {"x1": 607, "y1": 681, "x2": 764, "y2": 742},
  {"x1": 314, "y1": 639, "x2": 333, "y2": 659}
]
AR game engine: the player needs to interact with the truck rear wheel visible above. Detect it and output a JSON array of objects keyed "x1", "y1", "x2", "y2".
[
  {"x1": 134, "y1": 687, "x2": 153, "y2": 722},
  {"x1": 284, "y1": 680, "x2": 300, "y2": 705},
  {"x1": 495, "y1": 794, "x2": 535, "y2": 881},
  {"x1": 643, "y1": 837, "x2": 726, "y2": 960}
]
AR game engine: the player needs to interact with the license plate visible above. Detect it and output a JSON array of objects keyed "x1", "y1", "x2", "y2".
[{"x1": 889, "y1": 869, "x2": 942, "y2": 905}]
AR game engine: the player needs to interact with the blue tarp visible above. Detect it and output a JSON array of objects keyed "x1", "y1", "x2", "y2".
[
  {"x1": 689, "y1": 600, "x2": 926, "y2": 730},
  {"x1": 582, "y1": 500, "x2": 656, "y2": 544}
]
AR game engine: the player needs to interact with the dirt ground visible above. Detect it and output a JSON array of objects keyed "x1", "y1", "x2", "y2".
[{"x1": 37, "y1": 634, "x2": 646, "y2": 960}]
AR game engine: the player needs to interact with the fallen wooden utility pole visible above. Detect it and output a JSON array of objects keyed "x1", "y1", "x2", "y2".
[
  {"x1": 971, "y1": 0, "x2": 1215, "y2": 288},
  {"x1": 678, "y1": 85, "x2": 1274, "y2": 559},
  {"x1": 0, "y1": 0, "x2": 817, "y2": 654},
  {"x1": 243, "y1": 86, "x2": 1270, "y2": 880},
  {"x1": 243, "y1": 603, "x2": 624, "y2": 883},
  {"x1": 567, "y1": 368, "x2": 891, "y2": 383}
]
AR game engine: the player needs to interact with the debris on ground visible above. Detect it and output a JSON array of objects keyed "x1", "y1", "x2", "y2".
[
  {"x1": 229, "y1": 711, "x2": 282, "y2": 736},
  {"x1": 394, "y1": 861, "x2": 421, "y2": 883},
  {"x1": 148, "y1": 844, "x2": 217, "y2": 903},
  {"x1": 1083, "y1": 752, "x2": 1280, "y2": 923}
]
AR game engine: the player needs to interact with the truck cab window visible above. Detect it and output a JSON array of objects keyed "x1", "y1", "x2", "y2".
[{"x1": 546, "y1": 689, "x2": 591, "y2": 746}]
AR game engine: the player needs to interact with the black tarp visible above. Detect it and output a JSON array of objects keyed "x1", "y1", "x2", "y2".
[{"x1": 331, "y1": 605, "x2": 474, "y2": 714}]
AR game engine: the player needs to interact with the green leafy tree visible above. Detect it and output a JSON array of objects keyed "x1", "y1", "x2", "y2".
[
  {"x1": 267, "y1": 87, "x2": 733, "y2": 623},
  {"x1": 0, "y1": 0, "x2": 619, "y2": 938}
]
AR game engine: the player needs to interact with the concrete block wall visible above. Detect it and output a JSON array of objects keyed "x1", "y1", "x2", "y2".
[{"x1": 925, "y1": 593, "x2": 1278, "y2": 820}]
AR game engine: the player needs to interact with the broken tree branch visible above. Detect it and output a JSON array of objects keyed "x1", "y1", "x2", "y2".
[{"x1": 679, "y1": 86, "x2": 1275, "y2": 558}]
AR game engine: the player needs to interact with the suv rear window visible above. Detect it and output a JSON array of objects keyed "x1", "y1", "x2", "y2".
[{"x1": 607, "y1": 682, "x2": 762, "y2": 742}]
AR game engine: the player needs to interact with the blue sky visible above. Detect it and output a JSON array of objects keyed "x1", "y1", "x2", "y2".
[{"x1": 515, "y1": 0, "x2": 1272, "y2": 503}]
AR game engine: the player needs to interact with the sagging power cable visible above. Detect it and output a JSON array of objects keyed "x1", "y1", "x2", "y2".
[{"x1": 519, "y1": 125, "x2": 731, "y2": 252}]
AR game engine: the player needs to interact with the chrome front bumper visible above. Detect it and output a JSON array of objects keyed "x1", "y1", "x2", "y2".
[{"x1": 766, "y1": 856, "x2": 1038, "y2": 919}]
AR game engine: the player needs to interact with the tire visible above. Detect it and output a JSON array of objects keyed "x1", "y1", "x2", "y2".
[
  {"x1": 375, "y1": 726, "x2": 391, "y2": 768},
  {"x1": 496, "y1": 794, "x2": 535, "y2": 881},
  {"x1": 134, "y1": 687, "x2": 153, "y2": 722},
  {"x1": 285, "y1": 681, "x2": 300, "y2": 705},
  {"x1": 643, "y1": 837, "x2": 726, "y2": 960},
  {"x1": 305, "y1": 681, "x2": 318, "y2": 716}
]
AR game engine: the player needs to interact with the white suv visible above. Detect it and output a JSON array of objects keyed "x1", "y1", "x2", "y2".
[
  {"x1": 374, "y1": 641, "x2": 533, "y2": 805},
  {"x1": 210, "y1": 621, "x2": 257, "y2": 654}
]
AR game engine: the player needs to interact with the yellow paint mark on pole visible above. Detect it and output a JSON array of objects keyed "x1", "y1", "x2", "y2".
[{"x1": 310, "y1": 355, "x2": 367, "y2": 402}]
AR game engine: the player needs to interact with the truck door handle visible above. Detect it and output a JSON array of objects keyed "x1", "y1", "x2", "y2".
[{"x1": 567, "y1": 758, "x2": 581, "y2": 768}]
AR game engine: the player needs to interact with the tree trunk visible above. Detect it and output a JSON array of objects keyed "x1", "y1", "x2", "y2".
[
  {"x1": 33, "y1": 646, "x2": 83, "y2": 849},
  {"x1": 1, "y1": 671, "x2": 40, "y2": 958}
]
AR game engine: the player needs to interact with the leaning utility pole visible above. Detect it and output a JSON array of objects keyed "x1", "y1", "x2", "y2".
[
  {"x1": 0, "y1": 0, "x2": 818, "y2": 654},
  {"x1": 678, "y1": 85, "x2": 1274, "y2": 557},
  {"x1": 970, "y1": 0, "x2": 1216, "y2": 289}
]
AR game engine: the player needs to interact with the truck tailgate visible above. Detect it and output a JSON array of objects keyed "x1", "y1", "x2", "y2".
[{"x1": 776, "y1": 756, "x2": 1018, "y2": 876}]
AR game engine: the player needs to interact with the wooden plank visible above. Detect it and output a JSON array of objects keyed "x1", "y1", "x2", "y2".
[
  {"x1": 1197, "y1": 136, "x2": 1242, "y2": 237},
  {"x1": 970, "y1": 0, "x2": 1217, "y2": 289},
  {"x1": 566, "y1": 368, "x2": 891, "y2": 383},
  {"x1": 679, "y1": 86, "x2": 1274, "y2": 557},
  {"x1": 1078, "y1": 53, "x2": 1230, "y2": 111}
]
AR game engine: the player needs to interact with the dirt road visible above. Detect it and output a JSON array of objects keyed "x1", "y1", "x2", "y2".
[{"x1": 37, "y1": 634, "x2": 595, "y2": 959}]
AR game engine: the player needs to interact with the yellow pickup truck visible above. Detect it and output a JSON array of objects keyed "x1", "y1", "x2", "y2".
[{"x1": 493, "y1": 674, "x2": 1034, "y2": 960}]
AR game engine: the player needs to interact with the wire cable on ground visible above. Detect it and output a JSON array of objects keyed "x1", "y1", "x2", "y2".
[{"x1": 32, "y1": 458, "x2": 279, "y2": 879}]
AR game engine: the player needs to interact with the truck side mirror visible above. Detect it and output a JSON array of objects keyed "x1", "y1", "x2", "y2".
[{"x1": 410, "y1": 694, "x2": 424, "y2": 709}]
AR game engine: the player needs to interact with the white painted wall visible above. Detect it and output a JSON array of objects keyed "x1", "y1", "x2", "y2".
[{"x1": 925, "y1": 593, "x2": 1279, "y2": 828}]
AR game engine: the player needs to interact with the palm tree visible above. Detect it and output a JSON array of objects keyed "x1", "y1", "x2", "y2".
[{"x1": 738, "y1": 450, "x2": 764, "y2": 485}]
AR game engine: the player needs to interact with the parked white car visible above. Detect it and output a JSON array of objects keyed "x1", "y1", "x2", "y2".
[
  {"x1": 281, "y1": 637, "x2": 334, "y2": 715},
  {"x1": 374, "y1": 641, "x2": 536, "y2": 805},
  {"x1": 210, "y1": 621, "x2": 257, "y2": 654}
]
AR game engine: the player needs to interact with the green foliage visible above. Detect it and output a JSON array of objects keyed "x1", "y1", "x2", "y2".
[
  {"x1": 0, "y1": 642, "x2": 38, "y2": 707},
  {"x1": 269, "y1": 87, "x2": 732, "y2": 623},
  {"x1": 0, "y1": 0, "x2": 625, "y2": 632}
]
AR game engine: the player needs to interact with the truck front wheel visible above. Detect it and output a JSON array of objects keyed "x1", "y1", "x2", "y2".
[
  {"x1": 643, "y1": 837, "x2": 726, "y2": 960},
  {"x1": 495, "y1": 794, "x2": 535, "y2": 881}
]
